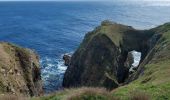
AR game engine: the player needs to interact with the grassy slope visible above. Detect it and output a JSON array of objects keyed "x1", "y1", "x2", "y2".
[
  {"x1": 112, "y1": 24, "x2": 170, "y2": 100},
  {"x1": 78, "y1": 21, "x2": 131, "y2": 51},
  {"x1": 32, "y1": 87, "x2": 119, "y2": 100}
]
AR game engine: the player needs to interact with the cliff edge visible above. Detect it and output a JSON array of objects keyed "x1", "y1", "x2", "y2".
[{"x1": 0, "y1": 42, "x2": 43, "y2": 97}]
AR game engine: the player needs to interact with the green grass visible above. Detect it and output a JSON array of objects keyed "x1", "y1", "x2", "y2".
[
  {"x1": 112, "y1": 82, "x2": 170, "y2": 100},
  {"x1": 32, "y1": 87, "x2": 119, "y2": 100},
  {"x1": 112, "y1": 30, "x2": 170, "y2": 100}
]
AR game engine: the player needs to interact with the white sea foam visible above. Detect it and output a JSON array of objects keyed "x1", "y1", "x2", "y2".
[
  {"x1": 131, "y1": 51, "x2": 141, "y2": 67},
  {"x1": 40, "y1": 53, "x2": 72, "y2": 92},
  {"x1": 57, "y1": 61, "x2": 67, "y2": 73},
  {"x1": 57, "y1": 52, "x2": 73, "y2": 73}
]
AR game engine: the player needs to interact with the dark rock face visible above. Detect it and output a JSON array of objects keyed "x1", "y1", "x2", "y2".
[
  {"x1": 0, "y1": 42, "x2": 43, "y2": 96},
  {"x1": 63, "y1": 21, "x2": 159, "y2": 90},
  {"x1": 124, "y1": 52, "x2": 134, "y2": 69},
  {"x1": 127, "y1": 23, "x2": 169, "y2": 82},
  {"x1": 63, "y1": 34, "x2": 120, "y2": 89},
  {"x1": 63, "y1": 54, "x2": 71, "y2": 66}
]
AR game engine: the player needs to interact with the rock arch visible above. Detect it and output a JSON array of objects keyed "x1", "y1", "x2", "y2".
[{"x1": 63, "y1": 21, "x2": 161, "y2": 89}]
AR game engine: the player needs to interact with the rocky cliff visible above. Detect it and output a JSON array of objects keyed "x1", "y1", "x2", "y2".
[
  {"x1": 62, "y1": 21, "x2": 163, "y2": 90},
  {"x1": 112, "y1": 22, "x2": 170, "y2": 99},
  {"x1": 33, "y1": 22, "x2": 170, "y2": 100},
  {"x1": 0, "y1": 42, "x2": 43, "y2": 97}
]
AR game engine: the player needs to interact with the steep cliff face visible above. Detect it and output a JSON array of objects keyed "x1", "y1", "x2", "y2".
[
  {"x1": 63, "y1": 21, "x2": 156, "y2": 89},
  {"x1": 0, "y1": 42, "x2": 43, "y2": 96},
  {"x1": 63, "y1": 34, "x2": 120, "y2": 89},
  {"x1": 113, "y1": 23, "x2": 170, "y2": 99}
]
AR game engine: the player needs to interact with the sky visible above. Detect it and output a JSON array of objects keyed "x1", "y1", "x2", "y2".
[
  {"x1": 0, "y1": 0, "x2": 112, "y2": 1},
  {"x1": 0, "y1": 0, "x2": 107, "y2": 1},
  {"x1": 0, "y1": 0, "x2": 170, "y2": 1}
]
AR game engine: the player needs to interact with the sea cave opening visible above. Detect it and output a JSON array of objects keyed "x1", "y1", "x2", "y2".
[
  {"x1": 129, "y1": 50, "x2": 142, "y2": 74},
  {"x1": 117, "y1": 50, "x2": 142, "y2": 83}
]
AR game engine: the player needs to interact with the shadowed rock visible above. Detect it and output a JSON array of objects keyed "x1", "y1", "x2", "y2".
[
  {"x1": 63, "y1": 54, "x2": 71, "y2": 66},
  {"x1": 63, "y1": 21, "x2": 161, "y2": 89}
]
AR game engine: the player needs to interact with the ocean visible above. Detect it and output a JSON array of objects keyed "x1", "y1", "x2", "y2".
[{"x1": 0, "y1": 1, "x2": 170, "y2": 93}]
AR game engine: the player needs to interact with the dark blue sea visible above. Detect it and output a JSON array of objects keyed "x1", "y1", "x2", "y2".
[{"x1": 0, "y1": 1, "x2": 170, "y2": 93}]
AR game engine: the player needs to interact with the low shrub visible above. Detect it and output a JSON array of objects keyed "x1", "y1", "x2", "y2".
[
  {"x1": 66, "y1": 87, "x2": 119, "y2": 100},
  {"x1": 129, "y1": 91, "x2": 150, "y2": 100}
]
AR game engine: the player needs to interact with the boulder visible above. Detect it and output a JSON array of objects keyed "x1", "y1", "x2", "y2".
[{"x1": 63, "y1": 54, "x2": 71, "y2": 66}]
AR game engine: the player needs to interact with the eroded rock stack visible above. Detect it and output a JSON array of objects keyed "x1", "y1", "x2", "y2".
[{"x1": 63, "y1": 21, "x2": 161, "y2": 89}]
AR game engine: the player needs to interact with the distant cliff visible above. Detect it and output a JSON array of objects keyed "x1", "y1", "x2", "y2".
[{"x1": 0, "y1": 42, "x2": 43, "y2": 97}]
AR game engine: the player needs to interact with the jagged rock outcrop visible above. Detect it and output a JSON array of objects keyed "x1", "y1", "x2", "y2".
[
  {"x1": 63, "y1": 21, "x2": 159, "y2": 89},
  {"x1": 63, "y1": 54, "x2": 71, "y2": 66},
  {"x1": 0, "y1": 42, "x2": 43, "y2": 96}
]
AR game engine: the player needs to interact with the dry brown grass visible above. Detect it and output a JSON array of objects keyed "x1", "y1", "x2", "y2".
[
  {"x1": 0, "y1": 94, "x2": 29, "y2": 100},
  {"x1": 129, "y1": 91, "x2": 150, "y2": 100},
  {"x1": 65, "y1": 87, "x2": 119, "y2": 100}
]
